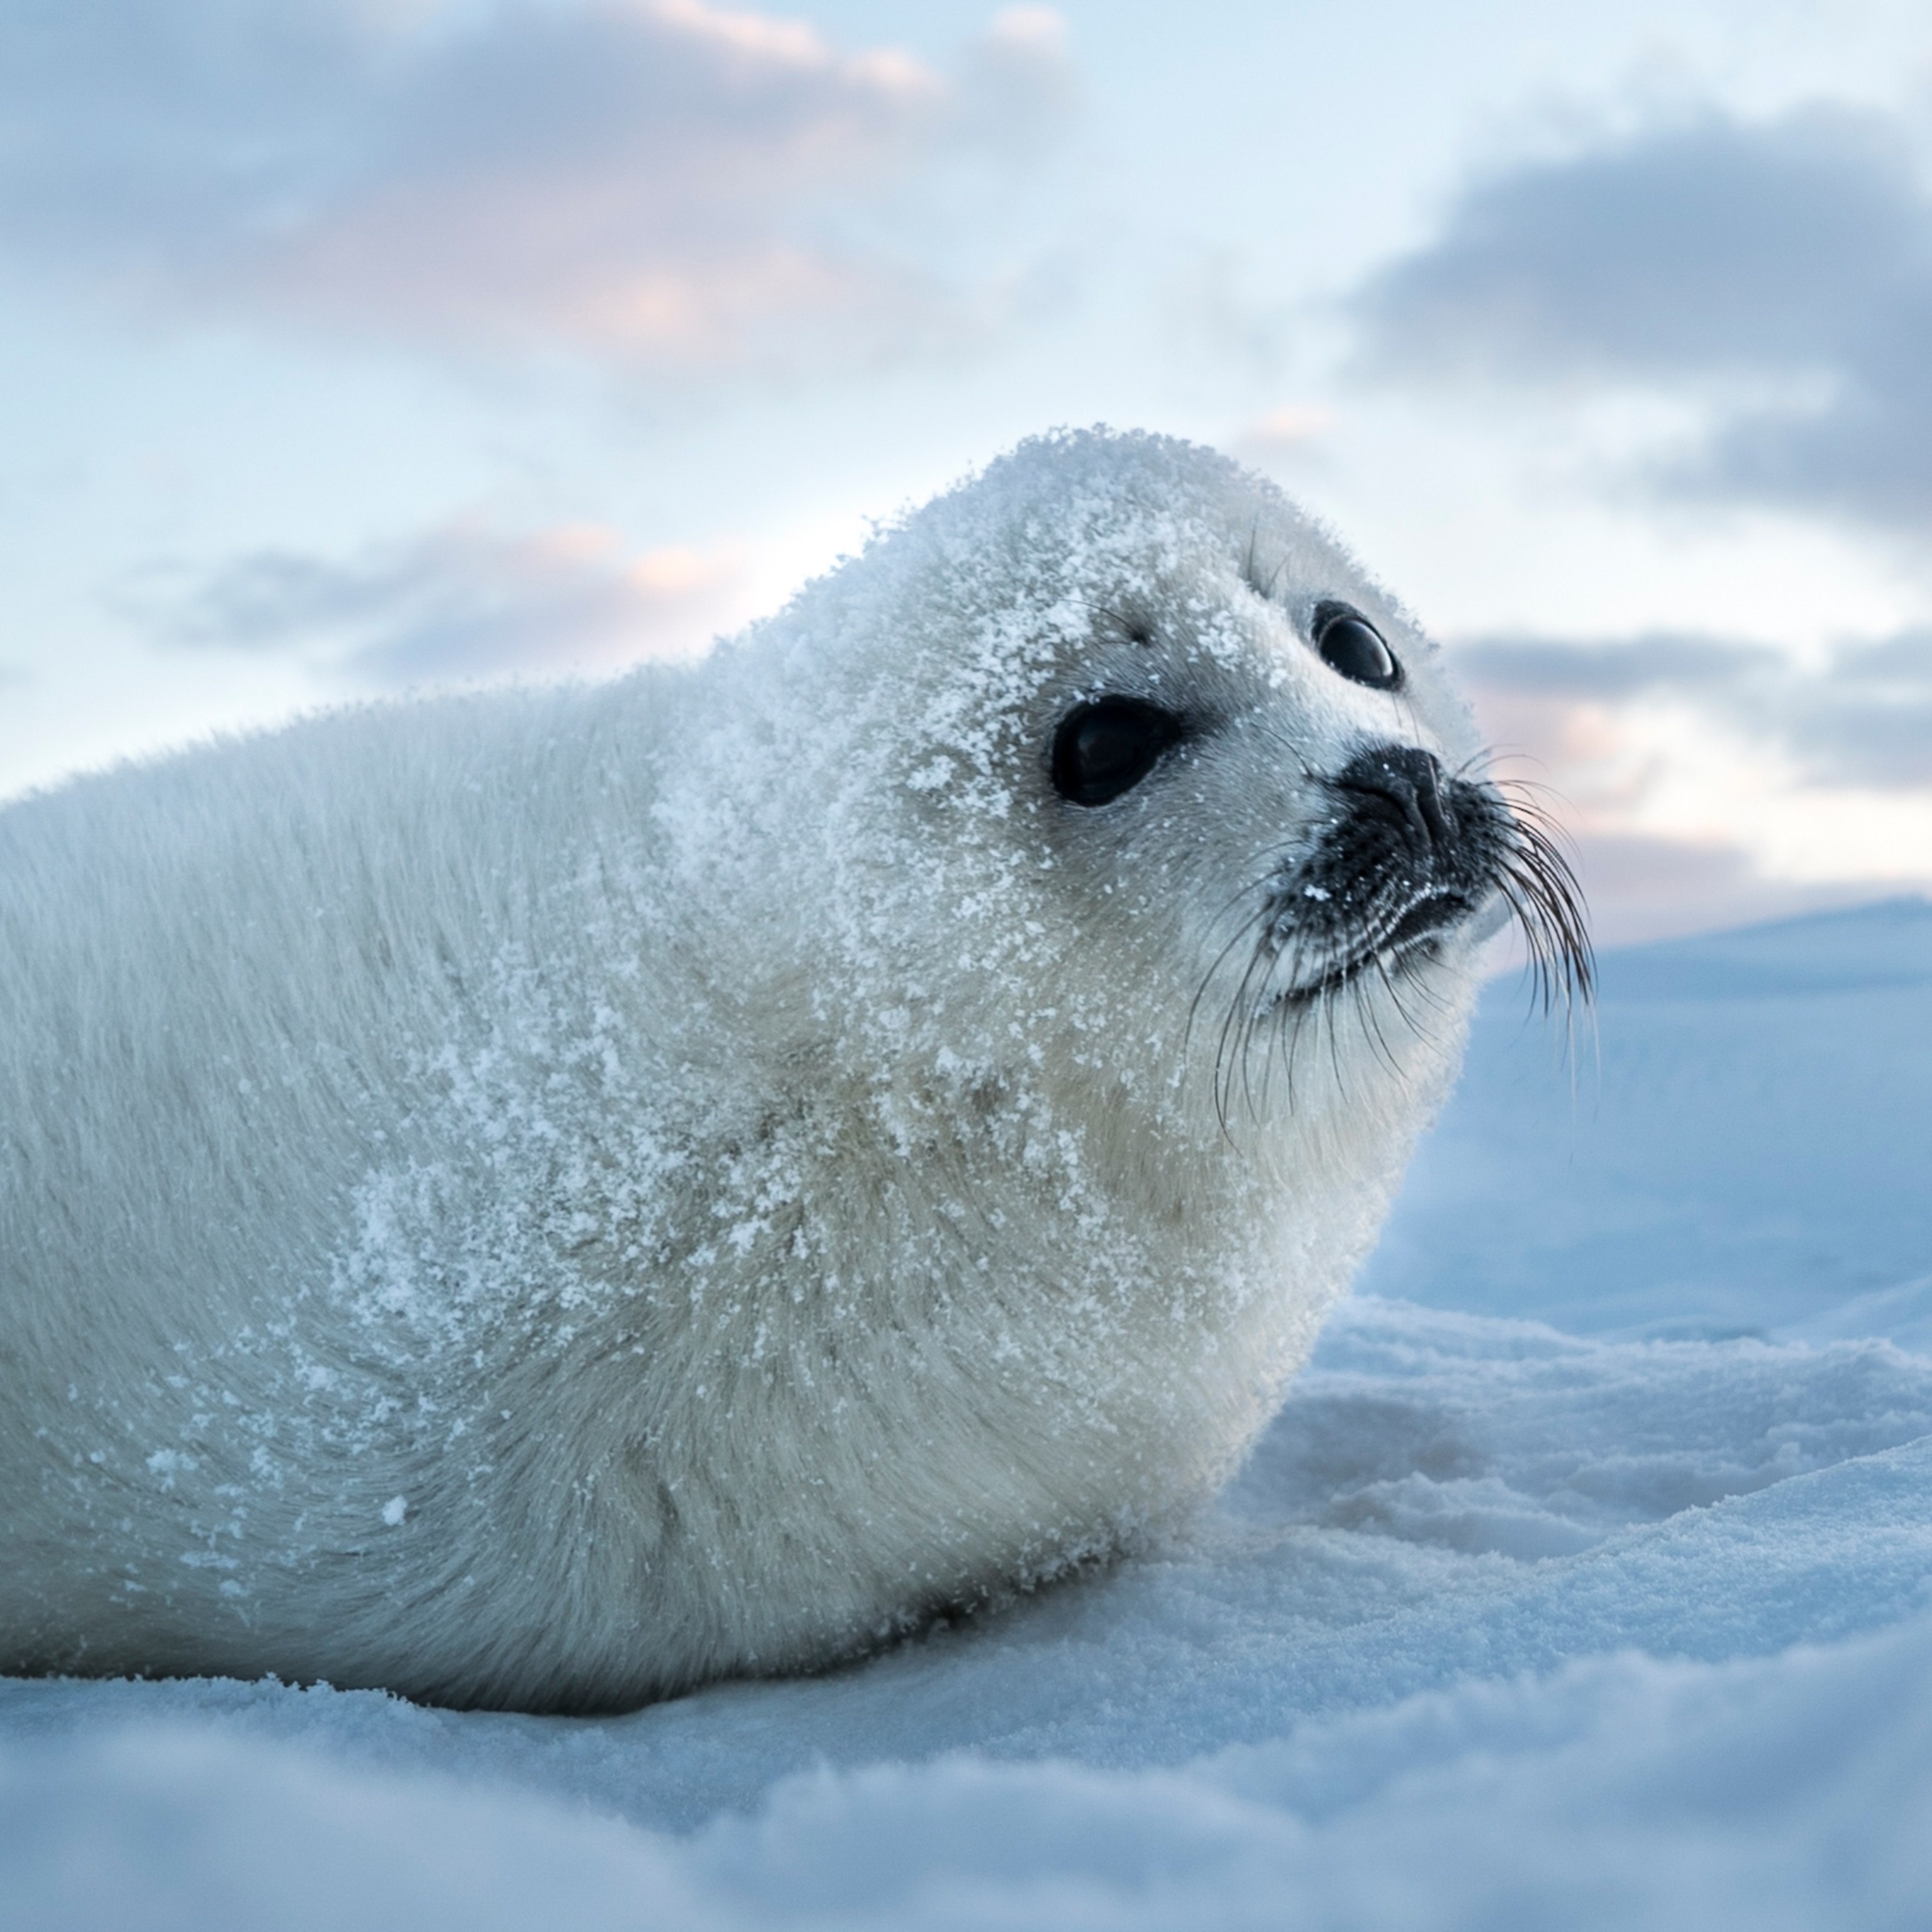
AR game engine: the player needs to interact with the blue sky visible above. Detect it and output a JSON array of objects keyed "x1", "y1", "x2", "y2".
[{"x1": 3, "y1": 0, "x2": 1930, "y2": 940}]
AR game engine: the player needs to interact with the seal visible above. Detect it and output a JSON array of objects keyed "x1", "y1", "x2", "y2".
[{"x1": 0, "y1": 429, "x2": 1586, "y2": 1711}]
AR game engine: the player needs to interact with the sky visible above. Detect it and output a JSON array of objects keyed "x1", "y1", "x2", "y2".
[{"x1": 3, "y1": 0, "x2": 1931, "y2": 943}]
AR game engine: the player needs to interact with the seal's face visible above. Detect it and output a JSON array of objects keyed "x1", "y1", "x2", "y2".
[
  {"x1": 771, "y1": 430, "x2": 1585, "y2": 1149},
  {"x1": 1044, "y1": 596, "x2": 1511, "y2": 1000},
  {"x1": 930, "y1": 452, "x2": 1593, "y2": 1135}
]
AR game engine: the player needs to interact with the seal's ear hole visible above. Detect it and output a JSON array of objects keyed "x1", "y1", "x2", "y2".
[
  {"x1": 1052, "y1": 699, "x2": 1186, "y2": 807},
  {"x1": 1313, "y1": 601, "x2": 1402, "y2": 691}
]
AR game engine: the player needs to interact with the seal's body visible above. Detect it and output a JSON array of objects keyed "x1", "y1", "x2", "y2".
[{"x1": 0, "y1": 431, "x2": 1582, "y2": 1710}]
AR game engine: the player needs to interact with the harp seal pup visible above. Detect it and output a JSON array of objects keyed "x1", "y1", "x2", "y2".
[{"x1": 0, "y1": 429, "x2": 1584, "y2": 1712}]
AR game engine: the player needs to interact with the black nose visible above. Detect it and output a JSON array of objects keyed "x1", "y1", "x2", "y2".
[{"x1": 1332, "y1": 745, "x2": 1454, "y2": 848}]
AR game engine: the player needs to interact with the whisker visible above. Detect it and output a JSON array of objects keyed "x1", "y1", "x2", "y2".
[{"x1": 1188, "y1": 763, "x2": 1592, "y2": 1139}]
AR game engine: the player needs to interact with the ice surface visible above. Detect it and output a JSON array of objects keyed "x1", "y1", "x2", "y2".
[
  {"x1": 4, "y1": 898, "x2": 1929, "y2": 1928},
  {"x1": 1363, "y1": 896, "x2": 1932, "y2": 1343}
]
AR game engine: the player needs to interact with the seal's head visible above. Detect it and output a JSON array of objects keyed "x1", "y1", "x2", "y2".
[{"x1": 697, "y1": 428, "x2": 1587, "y2": 1174}]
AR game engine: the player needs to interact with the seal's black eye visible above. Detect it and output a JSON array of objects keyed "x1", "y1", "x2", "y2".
[
  {"x1": 1050, "y1": 698, "x2": 1185, "y2": 806},
  {"x1": 1313, "y1": 601, "x2": 1401, "y2": 691}
]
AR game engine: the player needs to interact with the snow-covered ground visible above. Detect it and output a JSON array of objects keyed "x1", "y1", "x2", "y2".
[{"x1": 6, "y1": 898, "x2": 1929, "y2": 1929}]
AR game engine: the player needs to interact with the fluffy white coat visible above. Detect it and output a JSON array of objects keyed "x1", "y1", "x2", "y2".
[{"x1": 0, "y1": 431, "x2": 1490, "y2": 1710}]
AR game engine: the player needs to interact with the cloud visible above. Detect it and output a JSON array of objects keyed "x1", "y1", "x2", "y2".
[
  {"x1": 1228, "y1": 404, "x2": 1338, "y2": 464},
  {"x1": 1447, "y1": 626, "x2": 1932, "y2": 944},
  {"x1": 146, "y1": 519, "x2": 748, "y2": 686},
  {"x1": 1455, "y1": 626, "x2": 1932, "y2": 792},
  {"x1": 1453, "y1": 634, "x2": 1782, "y2": 702},
  {"x1": 1352, "y1": 106, "x2": 1932, "y2": 533},
  {"x1": 1786, "y1": 630, "x2": 1932, "y2": 789},
  {"x1": 1539, "y1": 832, "x2": 1879, "y2": 950},
  {"x1": 0, "y1": 1, "x2": 1072, "y2": 367}
]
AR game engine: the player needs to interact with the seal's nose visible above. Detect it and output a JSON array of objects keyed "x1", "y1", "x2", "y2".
[{"x1": 1332, "y1": 745, "x2": 1454, "y2": 850}]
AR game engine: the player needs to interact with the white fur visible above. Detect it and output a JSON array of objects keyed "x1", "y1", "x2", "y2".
[{"x1": 0, "y1": 431, "x2": 1489, "y2": 1711}]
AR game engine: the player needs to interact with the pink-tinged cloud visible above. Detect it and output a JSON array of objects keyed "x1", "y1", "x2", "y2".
[
  {"x1": 1457, "y1": 630, "x2": 1932, "y2": 793},
  {"x1": 1448, "y1": 629, "x2": 1932, "y2": 945},
  {"x1": 0, "y1": 1, "x2": 1072, "y2": 367},
  {"x1": 149, "y1": 519, "x2": 753, "y2": 686}
]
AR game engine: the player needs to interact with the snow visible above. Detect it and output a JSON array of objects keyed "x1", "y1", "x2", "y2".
[
  {"x1": 1362, "y1": 894, "x2": 1932, "y2": 1343},
  {"x1": 4, "y1": 896, "x2": 1930, "y2": 1929}
]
